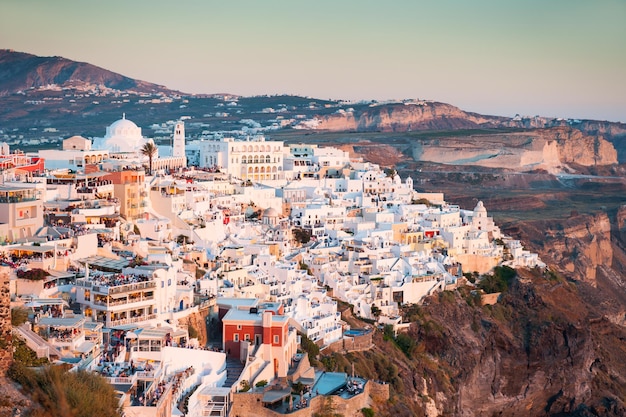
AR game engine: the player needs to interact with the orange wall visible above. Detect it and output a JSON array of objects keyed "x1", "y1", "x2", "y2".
[{"x1": 104, "y1": 170, "x2": 145, "y2": 184}]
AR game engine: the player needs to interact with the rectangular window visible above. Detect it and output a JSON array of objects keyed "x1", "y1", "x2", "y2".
[
  {"x1": 234, "y1": 334, "x2": 239, "y2": 342},
  {"x1": 273, "y1": 335, "x2": 279, "y2": 344},
  {"x1": 244, "y1": 334, "x2": 250, "y2": 341},
  {"x1": 237, "y1": 324, "x2": 242, "y2": 330}
]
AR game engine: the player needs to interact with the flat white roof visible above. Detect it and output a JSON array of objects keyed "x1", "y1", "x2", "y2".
[
  {"x1": 38, "y1": 315, "x2": 86, "y2": 328},
  {"x1": 217, "y1": 297, "x2": 258, "y2": 309}
]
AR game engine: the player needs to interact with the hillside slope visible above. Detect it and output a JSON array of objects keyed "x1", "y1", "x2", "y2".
[
  {"x1": 332, "y1": 269, "x2": 626, "y2": 417},
  {"x1": 0, "y1": 49, "x2": 178, "y2": 95}
]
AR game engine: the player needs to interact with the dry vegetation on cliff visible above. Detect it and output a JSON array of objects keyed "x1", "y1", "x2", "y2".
[{"x1": 323, "y1": 268, "x2": 626, "y2": 417}]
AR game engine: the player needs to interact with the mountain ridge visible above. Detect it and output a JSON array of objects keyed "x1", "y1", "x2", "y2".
[{"x1": 0, "y1": 49, "x2": 181, "y2": 96}]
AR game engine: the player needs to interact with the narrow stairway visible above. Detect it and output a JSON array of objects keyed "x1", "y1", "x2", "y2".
[{"x1": 222, "y1": 357, "x2": 245, "y2": 388}]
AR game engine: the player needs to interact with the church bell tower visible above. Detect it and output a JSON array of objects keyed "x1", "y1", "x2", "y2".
[{"x1": 173, "y1": 121, "x2": 185, "y2": 158}]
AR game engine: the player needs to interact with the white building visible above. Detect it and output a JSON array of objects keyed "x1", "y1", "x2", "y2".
[
  {"x1": 39, "y1": 136, "x2": 110, "y2": 171},
  {"x1": 186, "y1": 135, "x2": 285, "y2": 181},
  {"x1": 92, "y1": 114, "x2": 148, "y2": 154}
]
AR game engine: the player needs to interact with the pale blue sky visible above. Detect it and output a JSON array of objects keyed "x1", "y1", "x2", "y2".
[{"x1": 1, "y1": 0, "x2": 625, "y2": 121}]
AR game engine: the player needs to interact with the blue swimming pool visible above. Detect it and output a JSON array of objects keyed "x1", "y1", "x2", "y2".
[
  {"x1": 344, "y1": 328, "x2": 368, "y2": 337},
  {"x1": 312, "y1": 372, "x2": 347, "y2": 396}
]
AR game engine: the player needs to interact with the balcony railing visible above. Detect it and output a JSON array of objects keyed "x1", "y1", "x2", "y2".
[
  {"x1": 83, "y1": 280, "x2": 156, "y2": 295},
  {"x1": 93, "y1": 294, "x2": 155, "y2": 307},
  {"x1": 0, "y1": 196, "x2": 39, "y2": 203},
  {"x1": 108, "y1": 314, "x2": 157, "y2": 328}
]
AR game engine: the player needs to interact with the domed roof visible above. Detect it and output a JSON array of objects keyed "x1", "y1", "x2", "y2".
[
  {"x1": 474, "y1": 201, "x2": 487, "y2": 213},
  {"x1": 262, "y1": 207, "x2": 279, "y2": 218},
  {"x1": 109, "y1": 117, "x2": 139, "y2": 131}
]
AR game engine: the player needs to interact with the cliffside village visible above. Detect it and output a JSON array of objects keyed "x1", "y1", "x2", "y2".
[{"x1": 2, "y1": 116, "x2": 544, "y2": 417}]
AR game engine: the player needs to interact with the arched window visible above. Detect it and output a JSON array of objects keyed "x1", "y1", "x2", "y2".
[
  {"x1": 242, "y1": 156, "x2": 247, "y2": 164},
  {"x1": 265, "y1": 155, "x2": 271, "y2": 163},
  {"x1": 253, "y1": 156, "x2": 259, "y2": 164}
]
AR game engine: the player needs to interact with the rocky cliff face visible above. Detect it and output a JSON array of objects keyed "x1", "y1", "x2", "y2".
[
  {"x1": 510, "y1": 213, "x2": 614, "y2": 285},
  {"x1": 312, "y1": 102, "x2": 503, "y2": 132},
  {"x1": 506, "y1": 209, "x2": 626, "y2": 323},
  {"x1": 412, "y1": 127, "x2": 617, "y2": 172},
  {"x1": 416, "y1": 273, "x2": 626, "y2": 417},
  {"x1": 334, "y1": 208, "x2": 626, "y2": 417},
  {"x1": 177, "y1": 308, "x2": 209, "y2": 346}
]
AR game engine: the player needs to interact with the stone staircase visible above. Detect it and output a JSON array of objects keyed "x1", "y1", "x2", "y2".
[{"x1": 223, "y1": 357, "x2": 245, "y2": 389}]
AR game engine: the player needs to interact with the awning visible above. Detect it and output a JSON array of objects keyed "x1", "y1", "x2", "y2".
[
  {"x1": 79, "y1": 255, "x2": 129, "y2": 272},
  {"x1": 10, "y1": 244, "x2": 56, "y2": 253},
  {"x1": 24, "y1": 298, "x2": 69, "y2": 308},
  {"x1": 110, "y1": 323, "x2": 140, "y2": 331},
  {"x1": 38, "y1": 315, "x2": 85, "y2": 328},
  {"x1": 76, "y1": 341, "x2": 96, "y2": 354}
]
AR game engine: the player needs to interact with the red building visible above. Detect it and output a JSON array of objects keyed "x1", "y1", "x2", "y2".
[{"x1": 221, "y1": 301, "x2": 297, "y2": 379}]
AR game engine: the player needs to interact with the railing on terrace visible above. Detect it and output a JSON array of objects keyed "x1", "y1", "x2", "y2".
[
  {"x1": 0, "y1": 196, "x2": 38, "y2": 203},
  {"x1": 108, "y1": 314, "x2": 157, "y2": 327},
  {"x1": 49, "y1": 333, "x2": 82, "y2": 344},
  {"x1": 106, "y1": 374, "x2": 137, "y2": 385},
  {"x1": 78, "y1": 280, "x2": 156, "y2": 294},
  {"x1": 133, "y1": 345, "x2": 163, "y2": 353},
  {"x1": 155, "y1": 383, "x2": 173, "y2": 408},
  {"x1": 411, "y1": 274, "x2": 444, "y2": 283},
  {"x1": 93, "y1": 295, "x2": 155, "y2": 307},
  {"x1": 136, "y1": 367, "x2": 162, "y2": 381}
]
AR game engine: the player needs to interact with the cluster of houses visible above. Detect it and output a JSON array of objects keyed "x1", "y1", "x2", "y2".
[{"x1": 2, "y1": 116, "x2": 543, "y2": 417}]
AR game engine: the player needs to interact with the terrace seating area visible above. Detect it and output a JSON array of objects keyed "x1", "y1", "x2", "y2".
[{"x1": 89, "y1": 272, "x2": 151, "y2": 288}]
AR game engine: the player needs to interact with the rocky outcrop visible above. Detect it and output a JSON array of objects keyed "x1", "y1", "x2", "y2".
[
  {"x1": 335, "y1": 268, "x2": 626, "y2": 417},
  {"x1": 178, "y1": 307, "x2": 210, "y2": 346},
  {"x1": 411, "y1": 127, "x2": 617, "y2": 172},
  {"x1": 508, "y1": 213, "x2": 614, "y2": 285},
  {"x1": 0, "y1": 266, "x2": 12, "y2": 377},
  {"x1": 311, "y1": 102, "x2": 503, "y2": 132},
  {"x1": 615, "y1": 205, "x2": 626, "y2": 244}
]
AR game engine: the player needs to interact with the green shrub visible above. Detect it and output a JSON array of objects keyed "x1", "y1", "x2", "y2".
[
  {"x1": 255, "y1": 380, "x2": 268, "y2": 388},
  {"x1": 11, "y1": 307, "x2": 29, "y2": 326},
  {"x1": 395, "y1": 333, "x2": 416, "y2": 357},
  {"x1": 188, "y1": 323, "x2": 199, "y2": 339},
  {"x1": 361, "y1": 407, "x2": 375, "y2": 417},
  {"x1": 299, "y1": 333, "x2": 319, "y2": 365},
  {"x1": 239, "y1": 380, "x2": 250, "y2": 392},
  {"x1": 12, "y1": 338, "x2": 48, "y2": 367},
  {"x1": 478, "y1": 266, "x2": 517, "y2": 294}
]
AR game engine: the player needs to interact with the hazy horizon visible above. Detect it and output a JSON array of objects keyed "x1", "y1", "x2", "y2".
[{"x1": 1, "y1": 0, "x2": 625, "y2": 122}]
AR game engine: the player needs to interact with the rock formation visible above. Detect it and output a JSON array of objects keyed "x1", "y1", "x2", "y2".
[
  {"x1": 411, "y1": 127, "x2": 617, "y2": 172},
  {"x1": 310, "y1": 101, "x2": 504, "y2": 132},
  {"x1": 0, "y1": 266, "x2": 12, "y2": 377}
]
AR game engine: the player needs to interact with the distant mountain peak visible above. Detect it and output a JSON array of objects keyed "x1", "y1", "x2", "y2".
[{"x1": 0, "y1": 49, "x2": 183, "y2": 96}]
